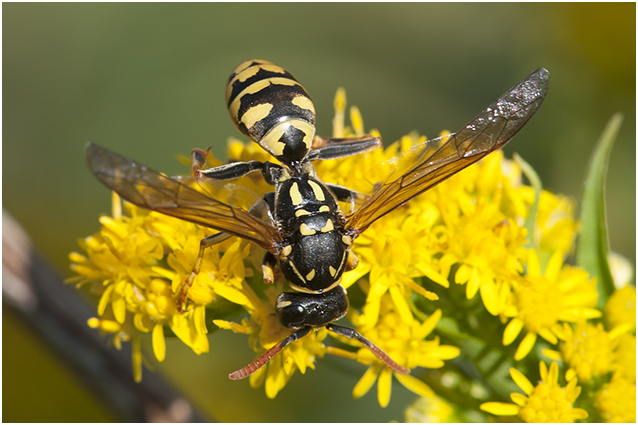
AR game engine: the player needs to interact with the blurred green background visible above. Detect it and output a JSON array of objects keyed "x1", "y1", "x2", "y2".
[{"x1": 3, "y1": 3, "x2": 635, "y2": 422}]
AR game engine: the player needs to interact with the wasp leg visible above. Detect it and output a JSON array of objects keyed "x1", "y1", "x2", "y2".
[
  {"x1": 262, "y1": 251, "x2": 277, "y2": 284},
  {"x1": 196, "y1": 160, "x2": 267, "y2": 181},
  {"x1": 326, "y1": 323, "x2": 410, "y2": 375},
  {"x1": 229, "y1": 326, "x2": 312, "y2": 380},
  {"x1": 309, "y1": 135, "x2": 382, "y2": 160},
  {"x1": 345, "y1": 249, "x2": 359, "y2": 271},
  {"x1": 177, "y1": 232, "x2": 233, "y2": 313},
  {"x1": 191, "y1": 147, "x2": 211, "y2": 176},
  {"x1": 178, "y1": 194, "x2": 275, "y2": 312},
  {"x1": 325, "y1": 183, "x2": 370, "y2": 213}
]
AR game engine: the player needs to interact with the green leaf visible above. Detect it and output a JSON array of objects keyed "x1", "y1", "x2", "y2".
[{"x1": 576, "y1": 113, "x2": 622, "y2": 308}]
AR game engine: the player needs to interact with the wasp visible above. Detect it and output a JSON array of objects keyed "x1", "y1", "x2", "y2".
[{"x1": 86, "y1": 60, "x2": 549, "y2": 380}]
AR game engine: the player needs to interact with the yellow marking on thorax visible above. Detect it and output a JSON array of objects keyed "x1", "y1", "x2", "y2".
[
  {"x1": 305, "y1": 269, "x2": 316, "y2": 281},
  {"x1": 299, "y1": 223, "x2": 316, "y2": 236},
  {"x1": 319, "y1": 205, "x2": 330, "y2": 212},
  {"x1": 342, "y1": 235, "x2": 353, "y2": 246},
  {"x1": 329, "y1": 266, "x2": 337, "y2": 277},
  {"x1": 287, "y1": 279, "x2": 342, "y2": 295},
  {"x1": 281, "y1": 245, "x2": 293, "y2": 258},
  {"x1": 295, "y1": 209, "x2": 310, "y2": 217},
  {"x1": 241, "y1": 103, "x2": 273, "y2": 129},
  {"x1": 287, "y1": 260, "x2": 306, "y2": 284},
  {"x1": 321, "y1": 219, "x2": 334, "y2": 233},
  {"x1": 308, "y1": 180, "x2": 325, "y2": 201},
  {"x1": 289, "y1": 182, "x2": 303, "y2": 206}
]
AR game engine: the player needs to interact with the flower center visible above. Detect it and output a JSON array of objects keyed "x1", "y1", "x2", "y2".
[{"x1": 516, "y1": 277, "x2": 561, "y2": 333}]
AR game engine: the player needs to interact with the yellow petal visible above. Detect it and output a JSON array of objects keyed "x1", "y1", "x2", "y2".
[
  {"x1": 510, "y1": 367, "x2": 534, "y2": 395},
  {"x1": 417, "y1": 309, "x2": 442, "y2": 339},
  {"x1": 480, "y1": 279, "x2": 499, "y2": 316},
  {"x1": 545, "y1": 250, "x2": 564, "y2": 281},
  {"x1": 132, "y1": 337, "x2": 142, "y2": 383},
  {"x1": 112, "y1": 296, "x2": 126, "y2": 324},
  {"x1": 538, "y1": 327, "x2": 557, "y2": 345},
  {"x1": 542, "y1": 349, "x2": 562, "y2": 360},
  {"x1": 265, "y1": 357, "x2": 286, "y2": 399},
  {"x1": 389, "y1": 285, "x2": 413, "y2": 324},
  {"x1": 395, "y1": 373, "x2": 434, "y2": 398},
  {"x1": 527, "y1": 248, "x2": 540, "y2": 277},
  {"x1": 152, "y1": 323, "x2": 166, "y2": 362},
  {"x1": 571, "y1": 408, "x2": 589, "y2": 420},
  {"x1": 466, "y1": 268, "x2": 481, "y2": 299},
  {"x1": 352, "y1": 364, "x2": 381, "y2": 399},
  {"x1": 503, "y1": 318, "x2": 524, "y2": 345},
  {"x1": 514, "y1": 332, "x2": 536, "y2": 360},
  {"x1": 455, "y1": 264, "x2": 472, "y2": 284},
  {"x1": 480, "y1": 402, "x2": 520, "y2": 416},
  {"x1": 546, "y1": 361, "x2": 559, "y2": 384},
  {"x1": 213, "y1": 283, "x2": 250, "y2": 305},
  {"x1": 510, "y1": 392, "x2": 527, "y2": 406},
  {"x1": 97, "y1": 284, "x2": 115, "y2": 316},
  {"x1": 377, "y1": 366, "x2": 392, "y2": 408},
  {"x1": 193, "y1": 304, "x2": 208, "y2": 335}
]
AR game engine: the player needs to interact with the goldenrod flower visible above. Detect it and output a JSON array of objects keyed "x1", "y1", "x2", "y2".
[
  {"x1": 547, "y1": 321, "x2": 632, "y2": 383},
  {"x1": 501, "y1": 249, "x2": 601, "y2": 360},
  {"x1": 604, "y1": 285, "x2": 636, "y2": 331},
  {"x1": 481, "y1": 361, "x2": 588, "y2": 422},
  {"x1": 70, "y1": 85, "x2": 627, "y2": 421},
  {"x1": 404, "y1": 395, "x2": 457, "y2": 422},
  {"x1": 346, "y1": 294, "x2": 459, "y2": 407},
  {"x1": 595, "y1": 372, "x2": 636, "y2": 422},
  {"x1": 614, "y1": 333, "x2": 636, "y2": 383}
]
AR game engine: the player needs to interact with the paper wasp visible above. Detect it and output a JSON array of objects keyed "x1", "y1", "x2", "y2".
[{"x1": 86, "y1": 60, "x2": 549, "y2": 379}]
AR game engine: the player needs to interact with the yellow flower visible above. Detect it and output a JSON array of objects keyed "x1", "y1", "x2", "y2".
[
  {"x1": 404, "y1": 395, "x2": 457, "y2": 423},
  {"x1": 502, "y1": 249, "x2": 601, "y2": 360},
  {"x1": 565, "y1": 322, "x2": 628, "y2": 382},
  {"x1": 345, "y1": 294, "x2": 459, "y2": 407},
  {"x1": 614, "y1": 333, "x2": 636, "y2": 383},
  {"x1": 595, "y1": 372, "x2": 636, "y2": 422},
  {"x1": 534, "y1": 191, "x2": 578, "y2": 259},
  {"x1": 604, "y1": 285, "x2": 636, "y2": 331},
  {"x1": 543, "y1": 320, "x2": 633, "y2": 383},
  {"x1": 215, "y1": 285, "x2": 328, "y2": 399},
  {"x1": 481, "y1": 361, "x2": 588, "y2": 422}
]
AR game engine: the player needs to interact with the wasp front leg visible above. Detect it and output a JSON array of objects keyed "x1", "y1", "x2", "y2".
[{"x1": 177, "y1": 231, "x2": 232, "y2": 313}]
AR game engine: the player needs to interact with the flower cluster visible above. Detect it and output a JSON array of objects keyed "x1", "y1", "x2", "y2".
[{"x1": 70, "y1": 88, "x2": 634, "y2": 420}]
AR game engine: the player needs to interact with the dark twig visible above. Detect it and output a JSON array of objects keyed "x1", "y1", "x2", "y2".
[{"x1": 2, "y1": 210, "x2": 213, "y2": 422}]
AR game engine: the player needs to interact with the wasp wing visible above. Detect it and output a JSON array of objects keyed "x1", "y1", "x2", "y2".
[
  {"x1": 346, "y1": 67, "x2": 550, "y2": 235},
  {"x1": 86, "y1": 143, "x2": 281, "y2": 251}
]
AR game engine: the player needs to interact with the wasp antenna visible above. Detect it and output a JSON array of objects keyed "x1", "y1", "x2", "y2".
[
  {"x1": 326, "y1": 324, "x2": 410, "y2": 375},
  {"x1": 229, "y1": 327, "x2": 312, "y2": 380}
]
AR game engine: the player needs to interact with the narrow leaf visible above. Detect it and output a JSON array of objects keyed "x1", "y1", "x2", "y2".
[{"x1": 576, "y1": 113, "x2": 622, "y2": 308}]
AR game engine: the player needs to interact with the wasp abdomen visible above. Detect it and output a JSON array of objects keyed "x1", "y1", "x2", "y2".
[{"x1": 225, "y1": 60, "x2": 316, "y2": 163}]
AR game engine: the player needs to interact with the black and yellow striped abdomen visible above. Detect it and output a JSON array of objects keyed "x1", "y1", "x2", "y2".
[{"x1": 225, "y1": 60, "x2": 317, "y2": 164}]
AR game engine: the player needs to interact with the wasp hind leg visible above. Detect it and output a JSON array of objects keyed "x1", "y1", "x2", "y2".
[
  {"x1": 326, "y1": 323, "x2": 410, "y2": 375},
  {"x1": 229, "y1": 327, "x2": 312, "y2": 380},
  {"x1": 309, "y1": 135, "x2": 382, "y2": 160},
  {"x1": 177, "y1": 232, "x2": 233, "y2": 313}
]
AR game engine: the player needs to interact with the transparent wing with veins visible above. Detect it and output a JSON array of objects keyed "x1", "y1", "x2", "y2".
[
  {"x1": 86, "y1": 143, "x2": 282, "y2": 252},
  {"x1": 346, "y1": 67, "x2": 550, "y2": 236}
]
